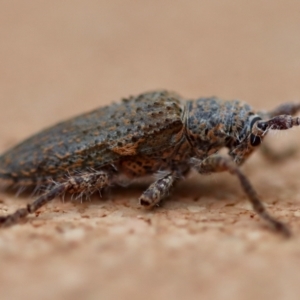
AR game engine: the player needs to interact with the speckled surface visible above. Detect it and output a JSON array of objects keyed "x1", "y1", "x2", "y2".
[{"x1": 1, "y1": 1, "x2": 300, "y2": 299}]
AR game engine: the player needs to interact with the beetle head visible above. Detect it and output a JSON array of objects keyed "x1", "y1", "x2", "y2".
[{"x1": 229, "y1": 113, "x2": 300, "y2": 164}]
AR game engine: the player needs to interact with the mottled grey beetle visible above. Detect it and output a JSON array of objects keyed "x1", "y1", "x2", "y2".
[{"x1": 0, "y1": 90, "x2": 299, "y2": 236}]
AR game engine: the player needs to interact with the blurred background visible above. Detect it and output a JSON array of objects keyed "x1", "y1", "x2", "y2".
[
  {"x1": 1, "y1": 1, "x2": 300, "y2": 300},
  {"x1": 1, "y1": 0, "x2": 300, "y2": 142}
]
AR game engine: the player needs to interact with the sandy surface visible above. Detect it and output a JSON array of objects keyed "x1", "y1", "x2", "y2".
[{"x1": 1, "y1": 1, "x2": 300, "y2": 299}]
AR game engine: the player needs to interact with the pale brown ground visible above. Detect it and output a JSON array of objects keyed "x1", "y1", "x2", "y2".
[{"x1": 1, "y1": 1, "x2": 300, "y2": 300}]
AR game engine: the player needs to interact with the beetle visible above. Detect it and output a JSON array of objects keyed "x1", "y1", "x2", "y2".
[{"x1": 0, "y1": 90, "x2": 299, "y2": 236}]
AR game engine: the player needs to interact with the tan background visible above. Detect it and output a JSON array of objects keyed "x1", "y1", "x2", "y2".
[{"x1": 1, "y1": 1, "x2": 300, "y2": 299}]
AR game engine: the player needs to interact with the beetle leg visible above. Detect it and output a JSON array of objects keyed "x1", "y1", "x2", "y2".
[
  {"x1": 193, "y1": 155, "x2": 291, "y2": 237},
  {"x1": 260, "y1": 102, "x2": 300, "y2": 118},
  {"x1": 139, "y1": 172, "x2": 177, "y2": 208},
  {"x1": 0, "y1": 171, "x2": 110, "y2": 227}
]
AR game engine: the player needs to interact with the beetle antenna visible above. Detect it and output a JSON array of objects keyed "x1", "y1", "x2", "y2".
[{"x1": 253, "y1": 115, "x2": 300, "y2": 137}]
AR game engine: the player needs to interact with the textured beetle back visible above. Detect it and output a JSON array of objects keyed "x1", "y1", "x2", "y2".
[{"x1": 0, "y1": 90, "x2": 185, "y2": 187}]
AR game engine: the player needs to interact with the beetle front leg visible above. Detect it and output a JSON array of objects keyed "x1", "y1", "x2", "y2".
[
  {"x1": 193, "y1": 155, "x2": 291, "y2": 237},
  {"x1": 261, "y1": 102, "x2": 300, "y2": 118},
  {"x1": 0, "y1": 171, "x2": 110, "y2": 227},
  {"x1": 139, "y1": 172, "x2": 177, "y2": 208}
]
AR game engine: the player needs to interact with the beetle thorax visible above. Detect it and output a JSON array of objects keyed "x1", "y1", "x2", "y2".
[{"x1": 184, "y1": 97, "x2": 255, "y2": 157}]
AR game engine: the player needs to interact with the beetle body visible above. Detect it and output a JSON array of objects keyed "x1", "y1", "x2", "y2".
[
  {"x1": 0, "y1": 90, "x2": 299, "y2": 236},
  {"x1": 0, "y1": 91, "x2": 257, "y2": 187}
]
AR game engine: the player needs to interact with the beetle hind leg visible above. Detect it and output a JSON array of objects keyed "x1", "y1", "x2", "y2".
[{"x1": 0, "y1": 170, "x2": 110, "y2": 227}]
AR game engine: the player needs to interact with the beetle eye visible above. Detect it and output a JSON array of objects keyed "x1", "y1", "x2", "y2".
[
  {"x1": 250, "y1": 134, "x2": 261, "y2": 146},
  {"x1": 257, "y1": 121, "x2": 268, "y2": 131},
  {"x1": 250, "y1": 116, "x2": 262, "y2": 128}
]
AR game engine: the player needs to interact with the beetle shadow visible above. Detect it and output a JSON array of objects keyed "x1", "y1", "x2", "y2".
[{"x1": 109, "y1": 172, "x2": 242, "y2": 209}]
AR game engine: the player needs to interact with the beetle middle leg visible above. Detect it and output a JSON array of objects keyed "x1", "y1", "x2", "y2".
[
  {"x1": 193, "y1": 155, "x2": 290, "y2": 237},
  {"x1": 139, "y1": 172, "x2": 178, "y2": 208},
  {"x1": 0, "y1": 170, "x2": 110, "y2": 227}
]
